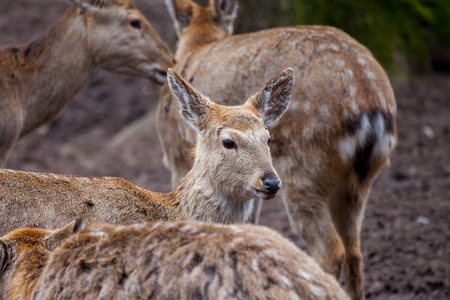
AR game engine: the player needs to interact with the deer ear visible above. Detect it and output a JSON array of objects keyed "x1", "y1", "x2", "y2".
[
  {"x1": 246, "y1": 68, "x2": 294, "y2": 127},
  {"x1": 0, "y1": 240, "x2": 11, "y2": 274},
  {"x1": 167, "y1": 69, "x2": 212, "y2": 133},
  {"x1": 43, "y1": 219, "x2": 85, "y2": 251},
  {"x1": 165, "y1": 0, "x2": 194, "y2": 37},
  {"x1": 210, "y1": 0, "x2": 238, "y2": 34}
]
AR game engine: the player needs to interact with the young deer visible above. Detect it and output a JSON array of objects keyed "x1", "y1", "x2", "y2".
[
  {"x1": 0, "y1": 0, "x2": 175, "y2": 166},
  {"x1": 0, "y1": 68, "x2": 293, "y2": 236},
  {"x1": 156, "y1": 1, "x2": 397, "y2": 299},
  {"x1": 0, "y1": 220, "x2": 350, "y2": 300}
]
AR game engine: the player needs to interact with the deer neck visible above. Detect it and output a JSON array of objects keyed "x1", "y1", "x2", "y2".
[
  {"x1": 1, "y1": 7, "x2": 97, "y2": 135},
  {"x1": 175, "y1": 24, "x2": 228, "y2": 61},
  {"x1": 173, "y1": 159, "x2": 254, "y2": 224}
]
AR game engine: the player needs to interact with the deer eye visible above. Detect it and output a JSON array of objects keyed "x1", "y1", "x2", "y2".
[
  {"x1": 130, "y1": 19, "x2": 141, "y2": 29},
  {"x1": 268, "y1": 137, "x2": 272, "y2": 144},
  {"x1": 223, "y1": 139, "x2": 235, "y2": 149}
]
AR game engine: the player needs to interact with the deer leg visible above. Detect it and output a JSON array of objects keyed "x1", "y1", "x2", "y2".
[
  {"x1": 280, "y1": 185, "x2": 346, "y2": 281},
  {"x1": 330, "y1": 180, "x2": 370, "y2": 300}
]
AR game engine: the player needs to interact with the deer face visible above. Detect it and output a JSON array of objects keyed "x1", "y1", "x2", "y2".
[
  {"x1": 167, "y1": 68, "x2": 294, "y2": 202},
  {"x1": 75, "y1": 0, "x2": 174, "y2": 84}
]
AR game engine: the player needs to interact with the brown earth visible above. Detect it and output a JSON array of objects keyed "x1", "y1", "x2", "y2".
[{"x1": 2, "y1": 1, "x2": 449, "y2": 299}]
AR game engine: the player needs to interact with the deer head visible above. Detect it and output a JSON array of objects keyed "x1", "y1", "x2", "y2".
[
  {"x1": 167, "y1": 68, "x2": 294, "y2": 202},
  {"x1": 69, "y1": 0, "x2": 174, "y2": 84},
  {"x1": 0, "y1": 220, "x2": 83, "y2": 300}
]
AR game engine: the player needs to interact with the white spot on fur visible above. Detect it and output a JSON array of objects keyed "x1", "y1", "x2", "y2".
[
  {"x1": 289, "y1": 101, "x2": 300, "y2": 111},
  {"x1": 357, "y1": 57, "x2": 366, "y2": 65},
  {"x1": 317, "y1": 44, "x2": 327, "y2": 51},
  {"x1": 319, "y1": 105, "x2": 329, "y2": 117},
  {"x1": 22, "y1": 211, "x2": 29, "y2": 221},
  {"x1": 229, "y1": 225, "x2": 243, "y2": 234},
  {"x1": 289, "y1": 291, "x2": 301, "y2": 300},
  {"x1": 310, "y1": 283, "x2": 327, "y2": 298},
  {"x1": 330, "y1": 43, "x2": 339, "y2": 51},
  {"x1": 76, "y1": 177, "x2": 91, "y2": 183},
  {"x1": 252, "y1": 259, "x2": 259, "y2": 272},
  {"x1": 371, "y1": 82, "x2": 387, "y2": 109},
  {"x1": 351, "y1": 99, "x2": 360, "y2": 114},
  {"x1": 365, "y1": 70, "x2": 376, "y2": 79},
  {"x1": 303, "y1": 101, "x2": 311, "y2": 113},
  {"x1": 322, "y1": 54, "x2": 331, "y2": 62},
  {"x1": 341, "y1": 42, "x2": 349, "y2": 49},
  {"x1": 343, "y1": 69, "x2": 353, "y2": 79},
  {"x1": 149, "y1": 222, "x2": 162, "y2": 232},
  {"x1": 297, "y1": 269, "x2": 314, "y2": 281},
  {"x1": 280, "y1": 275, "x2": 292, "y2": 288},
  {"x1": 335, "y1": 59, "x2": 345, "y2": 67},
  {"x1": 132, "y1": 223, "x2": 146, "y2": 230},
  {"x1": 349, "y1": 84, "x2": 357, "y2": 97}
]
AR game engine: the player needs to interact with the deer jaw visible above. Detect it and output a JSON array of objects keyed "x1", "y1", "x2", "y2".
[{"x1": 83, "y1": 2, "x2": 173, "y2": 83}]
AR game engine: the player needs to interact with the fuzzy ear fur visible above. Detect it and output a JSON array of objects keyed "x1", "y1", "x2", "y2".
[
  {"x1": 0, "y1": 240, "x2": 11, "y2": 274},
  {"x1": 246, "y1": 68, "x2": 294, "y2": 127},
  {"x1": 43, "y1": 219, "x2": 84, "y2": 251},
  {"x1": 210, "y1": 0, "x2": 238, "y2": 34},
  {"x1": 167, "y1": 69, "x2": 212, "y2": 133},
  {"x1": 165, "y1": 0, "x2": 194, "y2": 37}
]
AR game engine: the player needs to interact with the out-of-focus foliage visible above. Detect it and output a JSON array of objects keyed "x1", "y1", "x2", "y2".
[{"x1": 234, "y1": 0, "x2": 450, "y2": 84}]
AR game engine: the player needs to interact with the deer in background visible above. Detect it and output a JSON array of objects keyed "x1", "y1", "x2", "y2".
[
  {"x1": 0, "y1": 0, "x2": 175, "y2": 166},
  {"x1": 156, "y1": 0, "x2": 397, "y2": 299},
  {"x1": 0, "y1": 220, "x2": 350, "y2": 300},
  {"x1": 0, "y1": 68, "x2": 293, "y2": 236}
]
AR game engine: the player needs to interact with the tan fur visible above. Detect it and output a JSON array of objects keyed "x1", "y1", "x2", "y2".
[
  {"x1": 0, "y1": 0, "x2": 175, "y2": 166},
  {"x1": 1, "y1": 221, "x2": 350, "y2": 300},
  {"x1": 0, "y1": 69, "x2": 292, "y2": 236},
  {"x1": 157, "y1": 1, "x2": 398, "y2": 299}
]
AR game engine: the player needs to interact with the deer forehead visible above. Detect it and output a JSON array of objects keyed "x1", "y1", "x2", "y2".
[{"x1": 212, "y1": 106, "x2": 266, "y2": 132}]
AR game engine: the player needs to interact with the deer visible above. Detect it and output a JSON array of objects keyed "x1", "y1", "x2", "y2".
[
  {"x1": 0, "y1": 68, "x2": 293, "y2": 237},
  {"x1": 0, "y1": 219, "x2": 350, "y2": 300},
  {"x1": 156, "y1": 1, "x2": 398, "y2": 299},
  {"x1": 0, "y1": 0, "x2": 175, "y2": 167}
]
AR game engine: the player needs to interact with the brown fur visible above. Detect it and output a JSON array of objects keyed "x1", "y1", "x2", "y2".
[
  {"x1": 0, "y1": 69, "x2": 292, "y2": 236},
  {"x1": 157, "y1": 1, "x2": 397, "y2": 299},
  {"x1": 1, "y1": 221, "x2": 350, "y2": 300},
  {"x1": 0, "y1": 0, "x2": 174, "y2": 166}
]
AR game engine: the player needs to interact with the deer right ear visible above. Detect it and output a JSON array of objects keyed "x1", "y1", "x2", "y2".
[
  {"x1": 167, "y1": 69, "x2": 212, "y2": 133},
  {"x1": 165, "y1": 0, "x2": 194, "y2": 37},
  {"x1": 43, "y1": 219, "x2": 85, "y2": 251},
  {"x1": 245, "y1": 68, "x2": 294, "y2": 127},
  {"x1": 0, "y1": 240, "x2": 11, "y2": 274}
]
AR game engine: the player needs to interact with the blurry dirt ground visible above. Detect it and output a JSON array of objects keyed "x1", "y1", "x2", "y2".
[{"x1": 2, "y1": 1, "x2": 449, "y2": 299}]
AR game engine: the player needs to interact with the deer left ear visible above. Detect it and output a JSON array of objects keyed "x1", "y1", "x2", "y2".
[
  {"x1": 246, "y1": 68, "x2": 294, "y2": 127},
  {"x1": 210, "y1": 0, "x2": 238, "y2": 34},
  {"x1": 43, "y1": 219, "x2": 85, "y2": 251},
  {"x1": 167, "y1": 69, "x2": 213, "y2": 133}
]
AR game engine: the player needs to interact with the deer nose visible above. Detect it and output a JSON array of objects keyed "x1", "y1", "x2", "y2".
[{"x1": 262, "y1": 178, "x2": 281, "y2": 194}]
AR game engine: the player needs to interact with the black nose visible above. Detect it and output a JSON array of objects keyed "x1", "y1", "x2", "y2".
[{"x1": 263, "y1": 178, "x2": 281, "y2": 194}]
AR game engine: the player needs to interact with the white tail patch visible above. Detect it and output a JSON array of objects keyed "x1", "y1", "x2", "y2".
[{"x1": 339, "y1": 111, "x2": 395, "y2": 165}]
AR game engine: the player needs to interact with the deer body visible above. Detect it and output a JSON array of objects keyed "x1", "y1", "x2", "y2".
[
  {"x1": 0, "y1": 220, "x2": 349, "y2": 300},
  {"x1": 157, "y1": 1, "x2": 397, "y2": 299},
  {"x1": 0, "y1": 0, "x2": 174, "y2": 166},
  {"x1": 0, "y1": 68, "x2": 293, "y2": 236}
]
